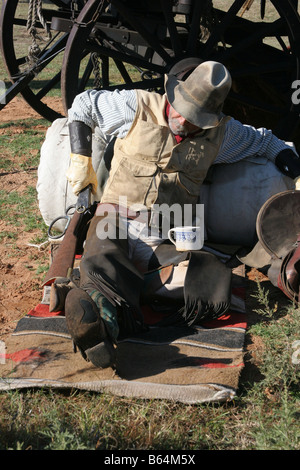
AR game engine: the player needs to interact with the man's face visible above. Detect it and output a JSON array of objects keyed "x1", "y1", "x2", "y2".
[{"x1": 168, "y1": 105, "x2": 200, "y2": 137}]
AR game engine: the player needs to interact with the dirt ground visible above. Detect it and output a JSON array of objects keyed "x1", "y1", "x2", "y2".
[
  {"x1": 0, "y1": 96, "x2": 291, "y2": 385},
  {"x1": 0, "y1": 96, "x2": 65, "y2": 123},
  {"x1": 0, "y1": 97, "x2": 65, "y2": 341}
]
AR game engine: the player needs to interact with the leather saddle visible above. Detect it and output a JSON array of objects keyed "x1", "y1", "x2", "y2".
[{"x1": 256, "y1": 190, "x2": 300, "y2": 301}]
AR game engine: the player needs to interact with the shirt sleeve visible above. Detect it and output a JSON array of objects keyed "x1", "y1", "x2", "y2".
[
  {"x1": 68, "y1": 88, "x2": 137, "y2": 138},
  {"x1": 215, "y1": 117, "x2": 296, "y2": 164}
]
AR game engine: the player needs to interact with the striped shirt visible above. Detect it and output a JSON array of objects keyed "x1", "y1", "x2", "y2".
[{"x1": 68, "y1": 88, "x2": 293, "y2": 163}]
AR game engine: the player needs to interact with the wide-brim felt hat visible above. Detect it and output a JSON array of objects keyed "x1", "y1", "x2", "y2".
[{"x1": 165, "y1": 60, "x2": 232, "y2": 129}]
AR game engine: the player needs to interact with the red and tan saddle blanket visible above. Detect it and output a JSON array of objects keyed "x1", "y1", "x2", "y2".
[{"x1": 0, "y1": 264, "x2": 246, "y2": 404}]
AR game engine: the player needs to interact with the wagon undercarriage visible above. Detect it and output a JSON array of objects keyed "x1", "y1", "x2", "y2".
[{"x1": 1, "y1": 0, "x2": 300, "y2": 150}]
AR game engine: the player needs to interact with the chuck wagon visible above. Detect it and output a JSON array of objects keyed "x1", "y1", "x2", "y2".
[{"x1": 1, "y1": 0, "x2": 300, "y2": 150}]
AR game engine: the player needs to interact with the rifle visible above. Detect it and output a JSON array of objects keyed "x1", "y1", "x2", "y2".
[{"x1": 43, "y1": 185, "x2": 96, "y2": 287}]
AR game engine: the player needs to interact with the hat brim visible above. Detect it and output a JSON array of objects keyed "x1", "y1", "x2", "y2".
[{"x1": 165, "y1": 74, "x2": 221, "y2": 129}]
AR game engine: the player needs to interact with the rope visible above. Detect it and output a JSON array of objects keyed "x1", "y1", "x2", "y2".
[
  {"x1": 91, "y1": 53, "x2": 103, "y2": 89},
  {"x1": 26, "y1": 0, "x2": 51, "y2": 67}
]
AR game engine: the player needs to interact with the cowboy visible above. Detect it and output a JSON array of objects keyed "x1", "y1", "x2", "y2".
[{"x1": 64, "y1": 61, "x2": 300, "y2": 369}]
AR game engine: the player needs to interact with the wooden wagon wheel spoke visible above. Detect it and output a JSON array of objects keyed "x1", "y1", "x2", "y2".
[
  {"x1": 213, "y1": 18, "x2": 284, "y2": 62},
  {"x1": 36, "y1": 70, "x2": 62, "y2": 99},
  {"x1": 201, "y1": 0, "x2": 247, "y2": 59},
  {"x1": 0, "y1": 0, "x2": 76, "y2": 121},
  {"x1": 229, "y1": 90, "x2": 285, "y2": 114},
  {"x1": 113, "y1": 59, "x2": 133, "y2": 84},
  {"x1": 230, "y1": 60, "x2": 294, "y2": 78},
  {"x1": 78, "y1": 56, "x2": 95, "y2": 92},
  {"x1": 160, "y1": 0, "x2": 184, "y2": 57}
]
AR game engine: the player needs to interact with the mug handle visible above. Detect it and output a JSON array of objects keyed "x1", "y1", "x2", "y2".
[{"x1": 168, "y1": 228, "x2": 176, "y2": 245}]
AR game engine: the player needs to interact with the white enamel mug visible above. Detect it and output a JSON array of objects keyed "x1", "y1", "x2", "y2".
[{"x1": 167, "y1": 226, "x2": 203, "y2": 251}]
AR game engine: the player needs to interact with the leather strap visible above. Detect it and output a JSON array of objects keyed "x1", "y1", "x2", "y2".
[
  {"x1": 285, "y1": 235, "x2": 300, "y2": 293},
  {"x1": 277, "y1": 248, "x2": 300, "y2": 301}
]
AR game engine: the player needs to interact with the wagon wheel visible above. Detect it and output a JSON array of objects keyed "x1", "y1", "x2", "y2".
[
  {"x1": 0, "y1": 0, "x2": 82, "y2": 121},
  {"x1": 61, "y1": 0, "x2": 300, "y2": 152}
]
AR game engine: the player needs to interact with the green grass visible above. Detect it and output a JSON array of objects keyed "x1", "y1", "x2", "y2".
[
  {"x1": 0, "y1": 118, "x2": 49, "y2": 172},
  {"x1": 0, "y1": 117, "x2": 49, "y2": 239},
  {"x1": 0, "y1": 117, "x2": 49, "y2": 278},
  {"x1": 0, "y1": 186, "x2": 48, "y2": 235}
]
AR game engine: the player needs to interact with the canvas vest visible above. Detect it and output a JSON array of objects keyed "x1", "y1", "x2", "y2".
[{"x1": 101, "y1": 89, "x2": 229, "y2": 213}]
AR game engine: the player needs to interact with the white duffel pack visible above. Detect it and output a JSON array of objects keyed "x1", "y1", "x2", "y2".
[{"x1": 37, "y1": 118, "x2": 112, "y2": 232}]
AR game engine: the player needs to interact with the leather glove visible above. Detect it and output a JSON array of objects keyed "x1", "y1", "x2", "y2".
[
  {"x1": 295, "y1": 176, "x2": 300, "y2": 190},
  {"x1": 66, "y1": 153, "x2": 98, "y2": 195}
]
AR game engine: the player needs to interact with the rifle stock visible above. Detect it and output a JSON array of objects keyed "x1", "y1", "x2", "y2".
[
  {"x1": 43, "y1": 186, "x2": 92, "y2": 286},
  {"x1": 43, "y1": 209, "x2": 81, "y2": 286}
]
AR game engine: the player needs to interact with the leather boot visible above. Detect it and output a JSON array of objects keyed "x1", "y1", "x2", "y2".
[
  {"x1": 65, "y1": 288, "x2": 116, "y2": 368},
  {"x1": 49, "y1": 277, "x2": 78, "y2": 312}
]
